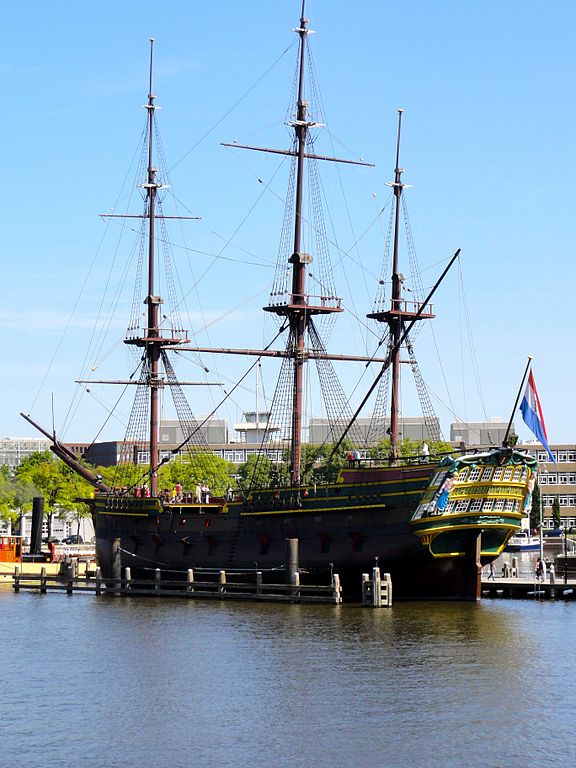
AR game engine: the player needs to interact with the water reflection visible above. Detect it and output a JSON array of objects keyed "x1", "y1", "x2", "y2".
[{"x1": 1, "y1": 591, "x2": 575, "y2": 768}]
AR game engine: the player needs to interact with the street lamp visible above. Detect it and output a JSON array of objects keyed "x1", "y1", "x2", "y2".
[
  {"x1": 539, "y1": 465, "x2": 548, "y2": 560},
  {"x1": 564, "y1": 526, "x2": 568, "y2": 585}
]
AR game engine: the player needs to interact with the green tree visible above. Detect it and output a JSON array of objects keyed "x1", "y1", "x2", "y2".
[
  {"x1": 310, "y1": 439, "x2": 354, "y2": 484},
  {"x1": 530, "y1": 480, "x2": 541, "y2": 532},
  {"x1": 371, "y1": 437, "x2": 452, "y2": 462},
  {"x1": 552, "y1": 496, "x2": 562, "y2": 529},
  {"x1": 238, "y1": 453, "x2": 274, "y2": 490},
  {"x1": 159, "y1": 453, "x2": 233, "y2": 496},
  {"x1": 16, "y1": 451, "x2": 92, "y2": 538}
]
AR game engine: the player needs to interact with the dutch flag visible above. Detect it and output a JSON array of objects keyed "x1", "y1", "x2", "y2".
[{"x1": 520, "y1": 370, "x2": 555, "y2": 462}]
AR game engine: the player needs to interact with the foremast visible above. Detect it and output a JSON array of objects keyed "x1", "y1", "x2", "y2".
[{"x1": 122, "y1": 38, "x2": 188, "y2": 496}]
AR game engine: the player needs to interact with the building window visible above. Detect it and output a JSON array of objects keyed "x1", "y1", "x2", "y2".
[
  {"x1": 482, "y1": 499, "x2": 494, "y2": 511},
  {"x1": 559, "y1": 475, "x2": 568, "y2": 485},
  {"x1": 560, "y1": 497, "x2": 569, "y2": 506},
  {"x1": 470, "y1": 499, "x2": 483, "y2": 511},
  {"x1": 494, "y1": 499, "x2": 505, "y2": 511},
  {"x1": 481, "y1": 468, "x2": 493, "y2": 481},
  {"x1": 468, "y1": 468, "x2": 482, "y2": 482},
  {"x1": 559, "y1": 453, "x2": 568, "y2": 463},
  {"x1": 493, "y1": 468, "x2": 503, "y2": 481}
]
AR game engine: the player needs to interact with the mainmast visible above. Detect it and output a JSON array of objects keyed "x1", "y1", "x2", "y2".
[
  {"x1": 145, "y1": 38, "x2": 161, "y2": 495},
  {"x1": 219, "y1": 1, "x2": 372, "y2": 487},
  {"x1": 367, "y1": 110, "x2": 435, "y2": 459},
  {"x1": 287, "y1": 3, "x2": 313, "y2": 486},
  {"x1": 262, "y1": 3, "x2": 344, "y2": 487}
]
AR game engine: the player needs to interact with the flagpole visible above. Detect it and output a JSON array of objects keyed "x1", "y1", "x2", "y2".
[{"x1": 502, "y1": 355, "x2": 533, "y2": 447}]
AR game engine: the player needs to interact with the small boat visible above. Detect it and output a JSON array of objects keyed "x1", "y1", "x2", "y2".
[
  {"x1": 23, "y1": 3, "x2": 537, "y2": 600},
  {"x1": 505, "y1": 530, "x2": 540, "y2": 552},
  {"x1": 0, "y1": 535, "x2": 22, "y2": 564}
]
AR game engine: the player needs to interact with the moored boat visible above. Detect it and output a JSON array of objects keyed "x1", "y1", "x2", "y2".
[{"x1": 505, "y1": 529, "x2": 540, "y2": 552}]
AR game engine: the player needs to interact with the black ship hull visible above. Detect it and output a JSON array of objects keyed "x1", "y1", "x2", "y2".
[{"x1": 91, "y1": 460, "x2": 524, "y2": 601}]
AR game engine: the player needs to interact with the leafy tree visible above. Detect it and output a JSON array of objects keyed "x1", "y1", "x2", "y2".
[
  {"x1": 237, "y1": 453, "x2": 274, "y2": 490},
  {"x1": 552, "y1": 496, "x2": 562, "y2": 529},
  {"x1": 310, "y1": 439, "x2": 354, "y2": 484},
  {"x1": 530, "y1": 480, "x2": 541, "y2": 532},
  {"x1": 16, "y1": 451, "x2": 92, "y2": 538},
  {"x1": 159, "y1": 453, "x2": 233, "y2": 496},
  {"x1": 371, "y1": 437, "x2": 452, "y2": 462}
]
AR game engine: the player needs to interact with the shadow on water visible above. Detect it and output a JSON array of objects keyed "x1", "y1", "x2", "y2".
[{"x1": 2, "y1": 590, "x2": 575, "y2": 768}]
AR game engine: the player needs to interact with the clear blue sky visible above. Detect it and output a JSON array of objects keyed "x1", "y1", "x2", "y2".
[{"x1": 3, "y1": 0, "x2": 574, "y2": 445}]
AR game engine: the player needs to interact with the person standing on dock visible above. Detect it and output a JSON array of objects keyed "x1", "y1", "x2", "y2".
[{"x1": 488, "y1": 562, "x2": 495, "y2": 580}]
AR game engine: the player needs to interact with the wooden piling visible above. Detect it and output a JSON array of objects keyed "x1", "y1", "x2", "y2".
[
  {"x1": 11, "y1": 566, "x2": 343, "y2": 604},
  {"x1": 285, "y1": 538, "x2": 299, "y2": 586},
  {"x1": 111, "y1": 538, "x2": 121, "y2": 595}
]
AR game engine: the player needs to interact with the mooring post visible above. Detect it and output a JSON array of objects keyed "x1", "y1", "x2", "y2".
[
  {"x1": 14, "y1": 565, "x2": 20, "y2": 593},
  {"x1": 111, "y1": 537, "x2": 122, "y2": 595},
  {"x1": 124, "y1": 567, "x2": 132, "y2": 593},
  {"x1": 372, "y1": 566, "x2": 381, "y2": 607},
  {"x1": 285, "y1": 538, "x2": 299, "y2": 586},
  {"x1": 95, "y1": 566, "x2": 102, "y2": 595},
  {"x1": 219, "y1": 570, "x2": 226, "y2": 595},
  {"x1": 155, "y1": 568, "x2": 161, "y2": 594},
  {"x1": 333, "y1": 573, "x2": 342, "y2": 603},
  {"x1": 256, "y1": 571, "x2": 262, "y2": 595},
  {"x1": 382, "y1": 572, "x2": 393, "y2": 606},
  {"x1": 66, "y1": 561, "x2": 74, "y2": 595},
  {"x1": 187, "y1": 569, "x2": 194, "y2": 593},
  {"x1": 94, "y1": 565, "x2": 102, "y2": 595},
  {"x1": 40, "y1": 566, "x2": 47, "y2": 595},
  {"x1": 361, "y1": 572, "x2": 369, "y2": 605},
  {"x1": 291, "y1": 570, "x2": 300, "y2": 601}
]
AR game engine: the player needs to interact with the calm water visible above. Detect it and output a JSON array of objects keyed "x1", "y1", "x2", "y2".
[{"x1": 2, "y1": 588, "x2": 575, "y2": 768}]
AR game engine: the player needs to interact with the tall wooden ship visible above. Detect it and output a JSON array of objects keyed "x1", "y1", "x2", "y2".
[{"x1": 23, "y1": 3, "x2": 537, "y2": 600}]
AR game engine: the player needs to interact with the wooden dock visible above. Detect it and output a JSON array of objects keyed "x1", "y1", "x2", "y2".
[
  {"x1": 481, "y1": 576, "x2": 576, "y2": 600},
  {"x1": 11, "y1": 565, "x2": 343, "y2": 605}
]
